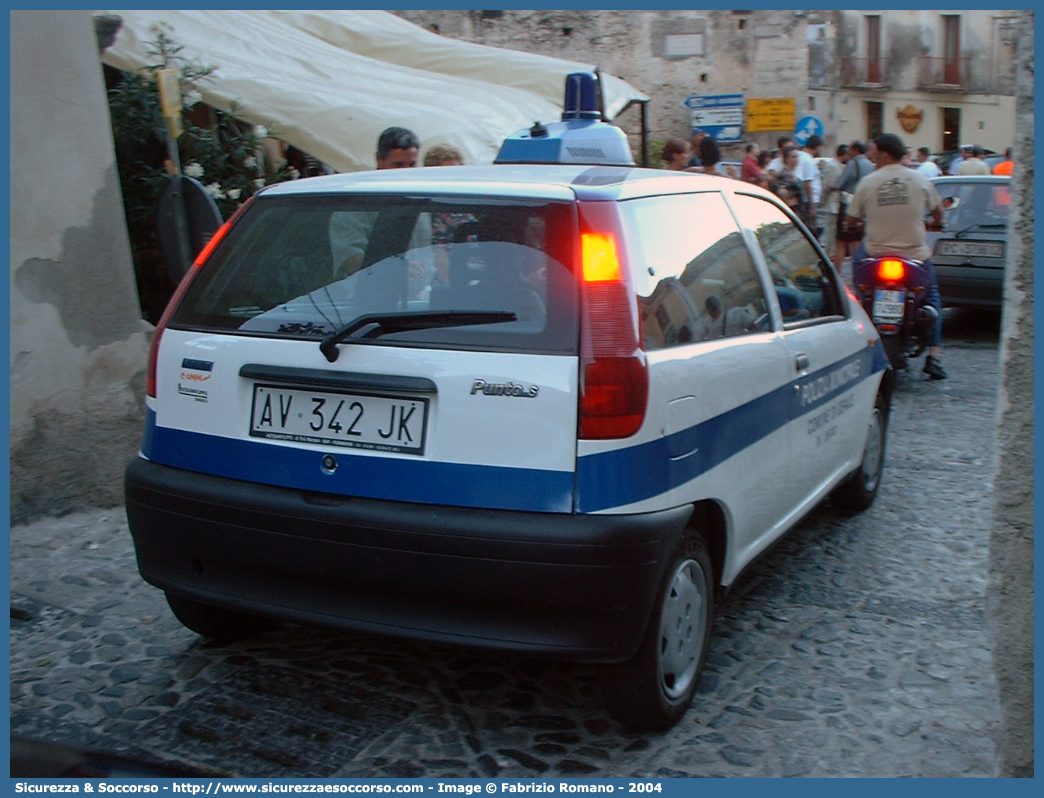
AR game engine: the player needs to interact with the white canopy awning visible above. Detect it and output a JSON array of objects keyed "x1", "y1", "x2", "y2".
[{"x1": 98, "y1": 10, "x2": 649, "y2": 172}]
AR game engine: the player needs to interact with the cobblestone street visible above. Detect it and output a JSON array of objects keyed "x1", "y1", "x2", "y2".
[{"x1": 11, "y1": 312, "x2": 1003, "y2": 778}]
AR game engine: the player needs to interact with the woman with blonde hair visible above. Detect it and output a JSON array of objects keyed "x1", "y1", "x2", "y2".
[{"x1": 423, "y1": 144, "x2": 465, "y2": 167}]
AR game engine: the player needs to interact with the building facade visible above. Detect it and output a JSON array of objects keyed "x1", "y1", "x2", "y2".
[
  {"x1": 392, "y1": 9, "x2": 814, "y2": 160},
  {"x1": 392, "y1": 9, "x2": 1018, "y2": 158},
  {"x1": 817, "y1": 10, "x2": 1018, "y2": 154}
]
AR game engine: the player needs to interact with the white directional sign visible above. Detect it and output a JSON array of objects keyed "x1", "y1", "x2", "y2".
[{"x1": 683, "y1": 94, "x2": 745, "y2": 142}]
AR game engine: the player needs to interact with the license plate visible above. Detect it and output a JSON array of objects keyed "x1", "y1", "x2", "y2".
[
  {"x1": 250, "y1": 384, "x2": 429, "y2": 455},
  {"x1": 872, "y1": 289, "x2": 905, "y2": 323},
  {"x1": 935, "y1": 239, "x2": 1005, "y2": 259}
]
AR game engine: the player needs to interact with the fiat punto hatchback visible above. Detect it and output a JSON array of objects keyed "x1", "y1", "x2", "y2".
[{"x1": 126, "y1": 160, "x2": 891, "y2": 730}]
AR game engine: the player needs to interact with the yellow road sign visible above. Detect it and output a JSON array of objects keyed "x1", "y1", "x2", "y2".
[{"x1": 746, "y1": 98, "x2": 795, "y2": 133}]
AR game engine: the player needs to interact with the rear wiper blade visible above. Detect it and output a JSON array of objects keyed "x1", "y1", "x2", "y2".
[{"x1": 320, "y1": 310, "x2": 516, "y2": 362}]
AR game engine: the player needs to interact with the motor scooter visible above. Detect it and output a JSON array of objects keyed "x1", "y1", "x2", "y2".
[{"x1": 851, "y1": 252, "x2": 940, "y2": 373}]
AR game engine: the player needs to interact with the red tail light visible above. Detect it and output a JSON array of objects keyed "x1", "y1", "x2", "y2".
[
  {"x1": 146, "y1": 203, "x2": 246, "y2": 397},
  {"x1": 577, "y1": 204, "x2": 648, "y2": 439},
  {"x1": 877, "y1": 258, "x2": 905, "y2": 282}
]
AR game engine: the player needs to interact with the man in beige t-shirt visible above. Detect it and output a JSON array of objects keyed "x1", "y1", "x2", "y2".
[
  {"x1": 956, "y1": 144, "x2": 991, "y2": 176},
  {"x1": 847, "y1": 133, "x2": 947, "y2": 379}
]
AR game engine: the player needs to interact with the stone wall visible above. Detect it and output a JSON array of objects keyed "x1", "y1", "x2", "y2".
[
  {"x1": 9, "y1": 10, "x2": 150, "y2": 524},
  {"x1": 988, "y1": 10, "x2": 1034, "y2": 779},
  {"x1": 392, "y1": 9, "x2": 813, "y2": 159},
  {"x1": 393, "y1": 10, "x2": 1018, "y2": 157}
]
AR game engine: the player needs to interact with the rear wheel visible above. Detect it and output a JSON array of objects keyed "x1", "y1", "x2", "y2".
[
  {"x1": 601, "y1": 533, "x2": 714, "y2": 731},
  {"x1": 165, "y1": 592, "x2": 272, "y2": 641},
  {"x1": 832, "y1": 392, "x2": 888, "y2": 511}
]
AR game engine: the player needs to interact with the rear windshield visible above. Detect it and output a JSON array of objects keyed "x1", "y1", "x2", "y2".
[
  {"x1": 172, "y1": 194, "x2": 579, "y2": 353},
  {"x1": 936, "y1": 181, "x2": 1010, "y2": 233}
]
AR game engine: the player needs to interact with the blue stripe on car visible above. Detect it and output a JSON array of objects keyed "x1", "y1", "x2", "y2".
[
  {"x1": 143, "y1": 419, "x2": 576, "y2": 513},
  {"x1": 143, "y1": 346, "x2": 882, "y2": 515},
  {"x1": 577, "y1": 347, "x2": 880, "y2": 512}
]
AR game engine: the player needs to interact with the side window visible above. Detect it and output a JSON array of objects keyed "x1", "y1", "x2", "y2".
[
  {"x1": 730, "y1": 193, "x2": 844, "y2": 324},
  {"x1": 620, "y1": 193, "x2": 770, "y2": 350}
]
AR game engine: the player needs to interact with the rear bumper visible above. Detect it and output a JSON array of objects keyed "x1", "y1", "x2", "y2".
[
  {"x1": 935, "y1": 264, "x2": 1004, "y2": 308},
  {"x1": 124, "y1": 457, "x2": 693, "y2": 662}
]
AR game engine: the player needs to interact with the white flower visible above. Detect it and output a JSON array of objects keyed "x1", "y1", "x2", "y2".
[
  {"x1": 183, "y1": 89, "x2": 203, "y2": 108},
  {"x1": 184, "y1": 162, "x2": 205, "y2": 179},
  {"x1": 253, "y1": 125, "x2": 269, "y2": 139},
  {"x1": 243, "y1": 155, "x2": 257, "y2": 170},
  {"x1": 226, "y1": 188, "x2": 242, "y2": 200},
  {"x1": 204, "y1": 182, "x2": 225, "y2": 200},
  {"x1": 288, "y1": 167, "x2": 301, "y2": 180},
  {"x1": 253, "y1": 178, "x2": 266, "y2": 189}
]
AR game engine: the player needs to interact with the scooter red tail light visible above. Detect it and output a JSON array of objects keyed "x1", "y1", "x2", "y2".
[{"x1": 877, "y1": 258, "x2": 905, "y2": 282}]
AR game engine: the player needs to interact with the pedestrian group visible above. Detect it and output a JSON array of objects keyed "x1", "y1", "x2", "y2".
[{"x1": 307, "y1": 120, "x2": 1017, "y2": 384}]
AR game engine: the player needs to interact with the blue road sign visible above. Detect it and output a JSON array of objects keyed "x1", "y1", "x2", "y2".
[
  {"x1": 683, "y1": 93, "x2": 745, "y2": 143},
  {"x1": 794, "y1": 116, "x2": 825, "y2": 146}
]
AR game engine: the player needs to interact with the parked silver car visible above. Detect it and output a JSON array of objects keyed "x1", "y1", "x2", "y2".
[{"x1": 928, "y1": 175, "x2": 1011, "y2": 309}]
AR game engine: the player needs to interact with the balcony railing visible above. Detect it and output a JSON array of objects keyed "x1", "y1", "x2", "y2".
[
  {"x1": 840, "y1": 57, "x2": 890, "y2": 89},
  {"x1": 916, "y1": 56, "x2": 971, "y2": 91}
]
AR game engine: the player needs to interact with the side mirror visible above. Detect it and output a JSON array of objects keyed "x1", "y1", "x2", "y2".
[{"x1": 155, "y1": 175, "x2": 223, "y2": 283}]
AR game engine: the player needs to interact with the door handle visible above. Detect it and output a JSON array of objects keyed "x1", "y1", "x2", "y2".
[{"x1": 795, "y1": 353, "x2": 810, "y2": 371}]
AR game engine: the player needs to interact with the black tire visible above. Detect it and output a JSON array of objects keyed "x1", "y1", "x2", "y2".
[
  {"x1": 881, "y1": 335, "x2": 907, "y2": 371},
  {"x1": 832, "y1": 392, "x2": 888, "y2": 511},
  {"x1": 601, "y1": 533, "x2": 714, "y2": 731},
  {"x1": 165, "y1": 592, "x2": 272, "y2": 641}
]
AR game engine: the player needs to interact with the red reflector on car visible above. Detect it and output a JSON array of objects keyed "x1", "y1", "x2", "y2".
[{"x1": 580, "y1": 351, "x2": 649, "y2": 439}]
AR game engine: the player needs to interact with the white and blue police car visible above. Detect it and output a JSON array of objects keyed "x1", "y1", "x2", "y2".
[{"x1": 125, "y1": 74, "x2": 891, "y2": 730}]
